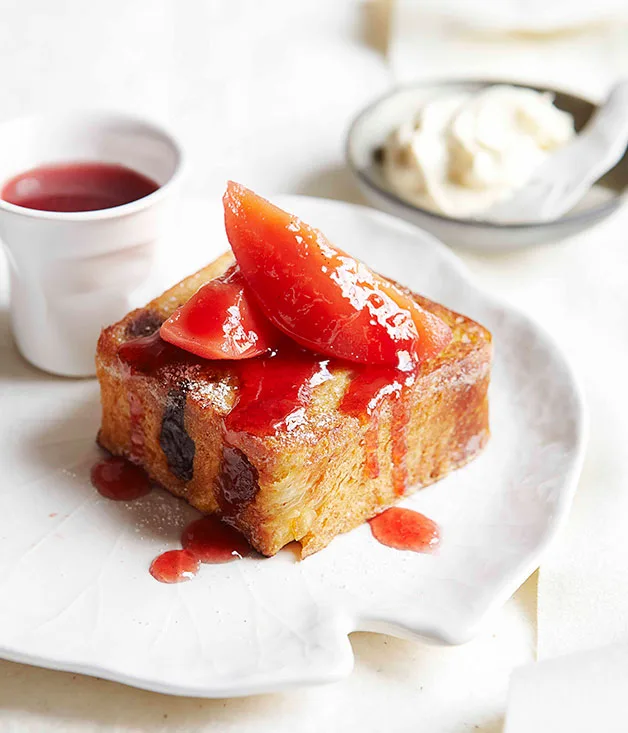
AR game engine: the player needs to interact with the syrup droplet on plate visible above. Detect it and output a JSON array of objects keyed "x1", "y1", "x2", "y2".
[
  {"x1": 91, "y1": 456, "x2": 253, "y2": 582},
  {"x1": 369, "y1": 507, "x2": 440, "y2": 553},
  {"x1": 90, "y1": 456, "x2": 152, "y2": 501},
  {"x1": 181, "y1": 516, "x2": 253, "y2": 563},
  {"x1": 149, "y1": 549, "x2": 200, "y2": 583}
]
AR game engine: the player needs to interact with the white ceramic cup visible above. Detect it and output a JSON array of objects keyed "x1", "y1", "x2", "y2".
[{"x1": 0, "y1": 111, "x2": 183, "y2": 377}]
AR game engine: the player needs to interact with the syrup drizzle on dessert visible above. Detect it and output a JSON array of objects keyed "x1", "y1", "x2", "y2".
[
  {"x1": 119, "y1": 330, "x2": 416, "y2": 491},
  {"x1": 391, "y1": 398, "x2": 412, "y2": 495},
  {"x1": 340, "y1": 364, "x2": 417, "y2": 495},
  {"x1": 110, "y1": 327, "x2": 424, "y2": 580},
  {"x1": 90, "y1": 456, "x2": 152, "y2": 501},
  {"x1": 225, "y1": 342, "x2": 415, "y2": 493},
  {"x1": 225, "y1": 339, "x2": 333, "y2": 437},
  {"x1": 127, "y1": 391, "x2": 145, "y2": 462},
  {"x1": 369, "y1": 507, "x2": 440, "y2": 553},
  {"x1": 363, "y1": 418, "x2": 381, "y2": 479},
  {"x1": 119, "y1": 332, "x2": 334, "y2": 437},
  {"x1": 118, "y1": 330, "x2": 194, "y2": 374}
]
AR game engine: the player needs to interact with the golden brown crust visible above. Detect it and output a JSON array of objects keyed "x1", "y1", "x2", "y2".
[{"x1": 96, "y1": 252, "x2": 491, "y2": 557}]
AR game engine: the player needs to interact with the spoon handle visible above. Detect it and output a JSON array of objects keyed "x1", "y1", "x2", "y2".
[
  {"x1": 566, "y1": 80, "x2": 628, "y2": 187},
  {"x1": 526, "y1": 80, "x2": 628, "y2": 222}
]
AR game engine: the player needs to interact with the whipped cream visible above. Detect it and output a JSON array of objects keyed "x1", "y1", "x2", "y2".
[{"x1": 383, "y1": 85, "x2": 575, "y2": 219}]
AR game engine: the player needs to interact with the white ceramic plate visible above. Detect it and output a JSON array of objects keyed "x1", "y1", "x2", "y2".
[{"x1": 0, "y1": 196, "x2": 585, "y2": 697}]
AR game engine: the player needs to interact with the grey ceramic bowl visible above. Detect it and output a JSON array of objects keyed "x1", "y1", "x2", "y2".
[{"x1": 346, "y1": 80, "x2": 628, "y2": 252}]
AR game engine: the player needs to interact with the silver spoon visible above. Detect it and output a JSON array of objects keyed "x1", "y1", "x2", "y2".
[{"x1": 486, "y1": 80, "x2": 628, "y2": 224}]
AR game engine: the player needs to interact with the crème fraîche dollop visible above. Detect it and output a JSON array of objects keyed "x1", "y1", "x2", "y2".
[{"x1": 383, "y1": 85, "x2": 575, "y2": 219}]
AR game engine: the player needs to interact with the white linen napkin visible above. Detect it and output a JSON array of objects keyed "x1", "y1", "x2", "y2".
[
  {"x1": 504, "y1": 644, "x2": 628, "y2": 732},
  {"x1": 390, "y1": 0, "x2": 628, "y2": 99}
]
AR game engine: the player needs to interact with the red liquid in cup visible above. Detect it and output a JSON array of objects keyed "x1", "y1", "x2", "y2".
[{"x1": 1, "y1": 162, "x2": 159, "y2": 213}]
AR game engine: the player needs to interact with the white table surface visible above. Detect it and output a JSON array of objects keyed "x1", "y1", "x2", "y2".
[{"x1": 0, "y1": 1, "x2": 625, "y2": 730}]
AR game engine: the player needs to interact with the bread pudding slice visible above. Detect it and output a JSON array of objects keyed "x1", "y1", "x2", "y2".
[{"x1": 96, "y1": 251, "x2": 491, "y2": 557}]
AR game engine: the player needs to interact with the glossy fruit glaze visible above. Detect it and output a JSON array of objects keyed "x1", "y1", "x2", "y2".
[
  {"x1": 128, "y1": 391, "x2": 145, "y2": 463},
  {"x1": 90, "y1": 456, "x2": 152, "y2": 500},
  {"x1": 223, "y1": 182, "x2": 452, "y2": 367},
  {"x1": 118, "y1": 330, "x2": 192, "y2": 374},
  {"x1": 160, "y1": 265, "x2": 280, "y2": 360},
  {"x1": 149, "y1": 549, "x2": 200, "y2": 583},
  {"x1": 106, "y1": 183, "x2": 457, "y2": 574},
  {"x1": 150, "y1": 515, "x2": 253, "y2": 583},
  {"x1": 2, "y1": 162, "x2": 159, "y2": 212},
  {"x1": 181, "y1": 516, "x2": 253, "y2": 562},
  {"x1": 118, "y1": 329, "x2": 415, "y2": 491},
  {"x1": 369, "y1": 507, "x2": 440, "y2": 553},
  {"x1": 227, "y1": 347, "x2": 416, "y2": 492},
  {"x1": 225, "y1": 339, "x2": 333, "y2": 437},
  {"x1": 340, "y1": 364, "x2": 417, "y2": 494},
  {"x1": 118, "y1": 329, "x2": 332, "y2": 437}
]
